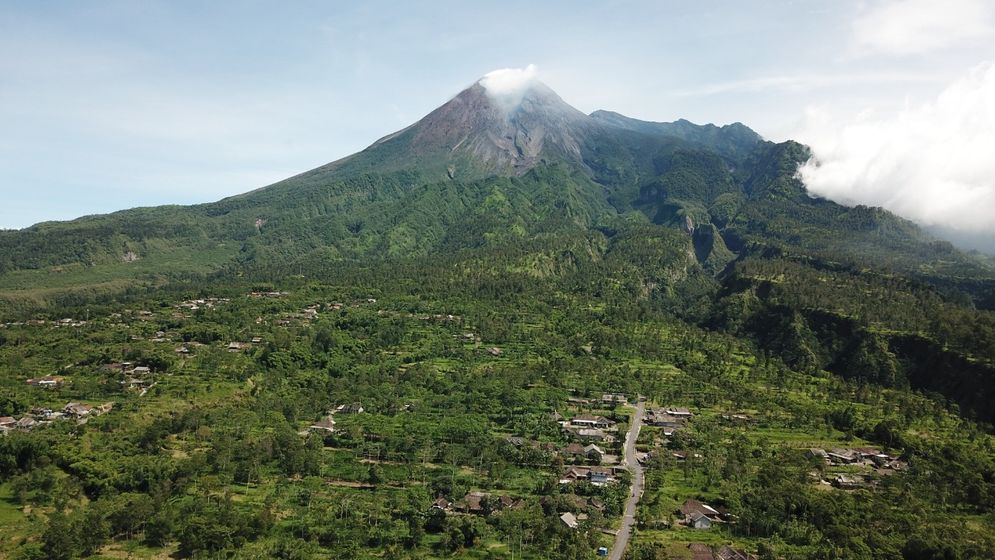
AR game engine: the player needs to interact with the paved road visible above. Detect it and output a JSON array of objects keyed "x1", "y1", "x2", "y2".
[{"x1": 609, "y1": 399, "x2": 645, "y2": 560}]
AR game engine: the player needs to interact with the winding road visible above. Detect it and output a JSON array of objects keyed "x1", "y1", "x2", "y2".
[{"x1": 609, "y1": 399, "x2": 645, "y2": 560}]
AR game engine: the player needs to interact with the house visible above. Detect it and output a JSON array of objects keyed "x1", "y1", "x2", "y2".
[
  {"x1": 334, "y1": 402, "x2": 364, "y2": 415},
  {"x1": 597, "y1": 547, "x2": 609, "y2": 557},
  {"x1": 64, "y1": 403, "x2": 94, "y2": 417},
  {"x1": 131, "y1": 366, "x2": 151, "y2": 376},
  {"x1": 559, "y1": 512, "x2": 579, "y2": 529},
  {"x1": 26, "y1": 376, "x2": 64, "y2": 388},
  {"x1": 122, "y1": 377, "x2": 149, "y2": 389},
  {"x1": 431, "y1": 497, "x2": 451, "y2": 510},
  {"x1": 854, "y1": 447, "x2": 893, "y2": 465},
  {"x1": 600, "y1": 393, "x2": 627, "y2": 405},
  {"x1": 678, "y1": 499, "x2": 721, "y2": 521},
  {"x1": 665, "y1": 407, "x2": 693, "y2": 418},
  {"x1": 309, "y1": 417, "x2": 336, "y2": 435},
  {"x1": 576, "y1": 428, "x2": 615, "y2": 443},
  {"x1": 15, "y1": 417, "x2": 38, "y2": 430},
  {"x1": 561, "y1": 443, "x2": 587, "y2": 459},
  {"x1": 559, "y1": 466, "x2": 615, "y2": 485},
  {"x1": 560, "y1": 466, "x2": 590, "y2": 483},
  {"x1": 495, "y1": 495, "x2": 515, "y2": 509},
  {"x1": 689, "y1": 512, "x2": 712, "y2": 529},
  {"x1": 833, "y1": 474, "x2": 862, "y2": 489},
  {"x1": 570, "y1": 414, "x2": 615, "y2": 429},
  {"x1": 0, "y1": 416, "x2": 15, "y2": 428},
  {"x1": 721, "y1": 413, "x2": 752, "y2": 425},
  {"x1": 226, "y1": 342, "x2": 250, "y2": 353},
  {"x1": 589, "y1": 468, "x2": 612, "y2": 485},
  {"x1": 807, "y1": 448, "x2": 830, "y2": 462},
  {"x1": 458, "y1": 492, "x2": 490, "y2": 515},
  {"x1": 645, "y1": 410, "x2": 685, "y2": 428},
  {"x1": 584, "y1": 444, "x2": 606, "y2": 463},
  {"x1": 672, "y1": 450, "x2": 702, "y2": 461},
  {"x1": 827, "y1": 449, "x2": 859, "y2": 464}
]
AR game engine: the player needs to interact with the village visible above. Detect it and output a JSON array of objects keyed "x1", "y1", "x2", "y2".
[
  {"x1": 0, "y1": 288, "x2": 924, "y2": 560},
  {"x1": 0, "y1": 399, "x2": 113, "y2": 435}
]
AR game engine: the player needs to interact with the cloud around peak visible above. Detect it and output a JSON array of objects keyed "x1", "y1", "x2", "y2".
[
  {"x1": 796, "y1": 62, "x2": 995, "y2": 235},
  {"x1": 478, "y1": 64, "x2": 539, "y2": 109}
]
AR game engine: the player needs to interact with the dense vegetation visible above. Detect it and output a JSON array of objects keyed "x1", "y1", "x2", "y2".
[{"x1": 1, "y1": 86, "x2": 993, "y2": 558}]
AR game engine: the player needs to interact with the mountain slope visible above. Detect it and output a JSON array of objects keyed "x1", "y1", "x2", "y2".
[{"x1": 0, "y1": 76, "x2": 991, "y2": 299}]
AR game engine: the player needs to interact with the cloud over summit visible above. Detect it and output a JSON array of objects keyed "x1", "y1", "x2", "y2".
[{"x1": 478, "y1": 64, "x2": 539, "y2": 109}]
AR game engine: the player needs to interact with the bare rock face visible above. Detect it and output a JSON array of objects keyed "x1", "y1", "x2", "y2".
[
  {"x1": 400, "y1": 81, "x2": 594, "y2": 175},
  {"x1": 683, "y1": 215, "x2": 695, "y2": 235}
]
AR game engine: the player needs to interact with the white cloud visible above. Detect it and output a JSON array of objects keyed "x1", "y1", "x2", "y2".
[
  {"x1": 674, "y1": 72, "x2": 938, "y2": 96},
  {"x1": 852, "y1": 0, "x2": 994, "y2": 56},
  {"x1": 478, "y1": 64, "x2": 539, "y2": 109},
  {"x1": 796, "y1": 63, "x2": 995, "y2": 234}
]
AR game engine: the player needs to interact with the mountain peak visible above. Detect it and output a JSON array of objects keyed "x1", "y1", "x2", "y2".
[
  {"x1": 359, "y1": 70, "x2": 593, "y2": 178},
  {"x1": 476, "y1": 64, "x2": 542, "y2": 110}
]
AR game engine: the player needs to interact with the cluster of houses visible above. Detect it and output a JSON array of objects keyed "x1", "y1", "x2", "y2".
[
  {"x1": 415, "y1": 313, "x2": 460, "y2": 322},
  {"x1": 563, "y1": 393, "x2": 630, "y2": 407},
  {"x1": 119, "y1": 366, "x2": 154, "y2": 391},
  {"x1": 432, "y1": 492, "x2": 603, "y2": 532},
  {"x1": 559, "y1": 442, "x2": 617, "y2": 465},
  {"x1": 306, "y1": 402, "x2": 365, "y2": 436},
  {"x1": 26, "y1": 375, "x2": 66, "y2": 388},
  {"x1": 174, "y1": 297, "x2": 229, "y2": 311},
  {"x1": 1, "y1": 318, "x2": 91, "y2": 329},
  {"x1": 431, "y1": 492, "x2": 527, "y2": 515},
  {"x1": 502, "y1": 435, "x2": 622, "y2": 468},
  {"x1": 644, "y1": 406, "x2": 693, "y2": 436},
  {"x1": 807, "y1": 447, "x2": 906, "y2": 488},
  {"x1": 807, "y1": 447, "x2": 903, "y2": 468},
  {"x1": 272, "y1": 305, "x2": 323, "y2": 327},
  {"x1": 0, "y1": 401, "x2": 114, "y2": 435},
  {"x1": 227, "y1": 338, "x2": 262, "y2": 352},
  {"x1": 559, "y1": 413, "x2": 619, "y2": 444},
  {"x1": 559, "y1": 465, "x2": 627, "y2": 486},
  {"x1": 249, "y1": 291, "x2": 289, "y2": 298}
]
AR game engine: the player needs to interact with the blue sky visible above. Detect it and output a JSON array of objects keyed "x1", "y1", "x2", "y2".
[{"x1": 1, "y1": 0, "x2": 993, "y2": 240}]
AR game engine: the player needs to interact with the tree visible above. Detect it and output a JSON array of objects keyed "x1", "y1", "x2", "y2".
[{"x1": 42, "y1": 511, "x2": 77, "y2": 560}]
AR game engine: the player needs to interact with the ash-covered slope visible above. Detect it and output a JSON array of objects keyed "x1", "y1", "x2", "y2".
[{"x1": 285, "y1": 79, "x2": 599, "y2": 184}]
